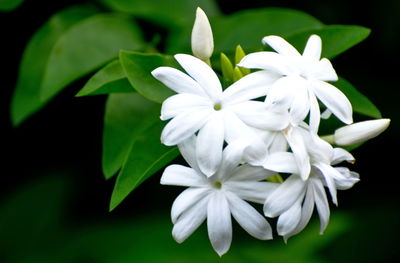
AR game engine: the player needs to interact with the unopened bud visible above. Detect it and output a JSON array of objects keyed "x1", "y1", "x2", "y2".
[
  {"x1": 334, "y1": 119, "x2": 390, "y2": 146},
  {"x1": 191, "y1": 7, "x2": 214, "y2": 62}
]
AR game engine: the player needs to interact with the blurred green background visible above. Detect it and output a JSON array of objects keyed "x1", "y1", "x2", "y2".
[{"x1": 1, "y1": 0, "x2": 399, "y2": 262}]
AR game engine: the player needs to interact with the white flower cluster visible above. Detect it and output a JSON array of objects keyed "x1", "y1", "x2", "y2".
[{"x1": 151, "y1": 8, "x2": 390, "y2": 256}]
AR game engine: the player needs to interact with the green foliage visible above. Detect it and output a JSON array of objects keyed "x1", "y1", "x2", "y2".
[
  {"x1": 102, "y1": 93, "x2": 157, "y2": 179},
  {"x1": 10, "y1": 4, "x2": 100, "y2": 125},
  {"x1": 109, "y1": 121, "x2": 179, "y2": 211},
  {"x1": 76, "y1": 60, "x2": 133, "y2": 97},
  {"x1": 120, "y1": 51, "x2": 179, "y2": 103},
  {"x1": 98, "y1": 0, "x2": 220, "y2": 27},
  {"x1": 40, "y1": 13, "x2": 144, "y2": 102},
  {"x1": 0, "y1": 0, "x2": 24, "y2": 11},
  {"x1": 166, "y1": 8, "x2": 324, "y2": 54},
  {"x1": 286, "y1": 25, "x2": 371, "y2": 59}
]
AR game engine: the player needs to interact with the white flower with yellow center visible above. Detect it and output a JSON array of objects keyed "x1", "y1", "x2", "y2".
[
  {"x1": 152, "y1": 54, "x2": 284, "y2": 176},
  {"x1": 238, "y1": 34, "x2": 353, "y2": 132},
  {"x1": 161, "y1": 136, "x2": 278, "y2": 256}
]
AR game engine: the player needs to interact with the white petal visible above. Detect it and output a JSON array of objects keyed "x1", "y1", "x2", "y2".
[
  {"x1": 277, "y1": 199, "x2": 302, "y2": 236},
  {"x1": 262, "y1": 152, "x2": 300, "y2": 174},
  {"x1": 308, "y1": 91, "x2": 321, "y2": 133},
  {"x1": 178, "y1": 135, "x2": 200, "y2": 171},
  {"x1": 289, "y1": 83, "x2": 310, "y2": 125},
  {"x1": 264, "y1": 76, "x2": 299, "y2": 110},
  {"x1": 264, "y1": 175, "x2": 306, "y2": 217},
  {"x1": 309, "y1": 58, "x2": 338, "y2": 81},
  {"x1": 161, "y1": 164, "x2": 207, "y2": 187},
  {"x1": 232, "y1": 101, "x2": 290, "y2": 131},
  {"x1": 283, "y1": 183, "x2": 315, "y2": 240},
  {"x1": 225, "y1": 181, "x2": 279, "y2": 204},
  {"x1": 191, "y1": 7, "x2": 214, "y2": 61},
  {"x1": 262, "y1": 35, "x2": 301, "y2": 57},
  {"x1": 161, "y1": 109, "x2": 212, "y2": 146},
  {"x1": 222, "y1": 70, "x2": 280, "y2": 105},
  {"x1": 218, "y1": 139, "x2": 249, "y2": 179},
  {"x1": 311, "y1": 80, "x2": 353, "y2": 124},
  {"x1": 331, "y1": 148, "x2": 355, "y2": 165},
  {"x1": 238, "y1": 52, "x2": 295, "y2": 75},
  {"x1": 171, "y1": 188, "x2": 210, "y2": 223},
  {"x1": 311, "y1": 177, "x2": 330, "y2": 234},
  {"x1": 151, "y1": 66, "x2": 206, "y2": 96},
  {"x1": 207, "y1": 192, "x2": 232, "y2": 256},
  {"x1": 285, "y1": 127, "x2": 311, "y2": 180},
  {"x1": 172, "y1": 194, "x2": 208, "y2": 243},
  {"x1": 174, "y1": 54, "x2": 222, "y2": 101},
  {"x1": 229, "y1": 164, "x2": 276, "y2": 181},
  {"x1": 302, "y1": 35, "x2": 322, "y2": 61},
  {"x1": 222, "y1": 110, "x2": 256, "y2": 142},
  {"x1": 226, "y1": 192, "x2": 273, "y2": 240},
  {"x1": 334, "y1": 119, "x2": 391, "y2": 146},
  {"x1": 313, "y1": 163, "x2": 339, "y2": 205},
  {"x1": 334, "y1": 167, "x2": 360, "y2": 190},
  {"x1": 161, "y1": 93, "x2": 212, "y2": 120},
  {"x1": 269, "y1": 132, "x2": 288, "y2": 153},
  {"x1": 196, "y1": 113, "x2": 225, "y2": 177}
]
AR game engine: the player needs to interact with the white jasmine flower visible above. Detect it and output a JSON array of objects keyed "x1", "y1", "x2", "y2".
[
  {"x1": 161, "y1": 136, "x2": 278, "y2": 256},
  {"x1": 238, "y1": 34, "x2": 353, "y2": 132},
  {"x1": 152, "y1": 54, "x2": 283, "y2": 176},
  {"x1": 334, "y1": 118, "x2": 390, "y2": 146},
  {"x1": 263, "y1": 132, "x2": 359, "y2": 240},
  {"x1": 191, "y1": 7, "x2": 214, "y2": 61}
]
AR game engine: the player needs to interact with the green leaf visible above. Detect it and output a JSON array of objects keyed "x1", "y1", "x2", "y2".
[
  {"x1": 286, "y1": 25, "x2": 371, "y2": 59},
  {"x1": 167, "y1": 7, "x2": 324, "y2": 54},
  {"x1": 102, "y1": 93, "x2": 158, "y2": 179},
  {"x1": 40, "y1": 13, "x2": 145, "y2": 103},
  {"x1": 98, "y1": 0, "x2": 220, "y2": 27},
  {"x1": 335, "y1": 77, "x2": 381, "y2": 118},
  {"x1": 10, "y1": 5, "x2": 100, "y2": 125},
  {"x1": 120, "y1": 51, "x2": 179, "y2": 103},
  {"x1": 76, "y1": 60, "x2": 133, "y2": 97},
  {"x1": 0, "y1": 0, "x2": 24, "y2": 11},
  {"x1": 109, "y1": 121, "x2": 179, "y2": 211}
]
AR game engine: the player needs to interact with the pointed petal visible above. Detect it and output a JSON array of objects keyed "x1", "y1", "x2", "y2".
[
  {"x1": 172, "y1": 194, "x2": 208, "y2": 243},
  {"x1": 309, "y1": 58, "x2": 338, "y2": 81},
  {"x1": 232, "y1": 101, "x2": 290, "y2": 131},
  {"x1": 222, "y1": 110, "x2": 255, "y2": 142},
  {"x1": 311, "y1": 80, "x2": 353, "y2": 124},
  {"x1": 207, "y1": 192, "x2": 232, "y2": 256},
  {"x1": 302, "y1": 35, "x2": 322, "y2": 61},
  {"x1": 277, "y1": 199, "x2": 302, "y2": 236},
  {"x1": 269, "y1": 132, "x2": 288, "y2": 153},
  {"x1": 161, "y1": 164, "x2": 207, "y2": 187},
  {"x1": 229, "y1": 164, "x2": 275, "y2": 181},
  {"x1": 283, "y1": 183, "x2": 315, "y2": 240},
  {"x1": 311, "y1": 177, "x2": 330, "y2": 234},
  {"x1": 171, "y1": 188, "x2": 210, "y2": 223},
  {"x1": 238, "y1": 52, "x2": 295, "y2": 75},
  {"x1": 331, "y1": 148, "x2": 355, "y2": 165},
  {"x1": 262, "y1": 152, "x2": 300, "y2": 174},
  {"x1": 289, "y1": 84, "x2": 310, "y2": 125},
  {"x1": 226, "y1": 192, "x2": 273, "y2": 240},
  {"x1": 286, "y1": 127, "x2": 311, "y2": 180},
  {"x1": 222, "y1": 70, "x2": 280, "y2": 105},
  {"x1": 219, "y1": 139, "x2": 249, "y2": 179},
  {"x1": 161, "y1": 93, "x2": 212, "y2": 120},
  {"x1": 196, "y1": 113, "x2": 225, "y2": 177},
  {"x1": 225, "y1": 181, "x2": 279, "y2": 204},
  {"x1": 264, "y1": 76, "x2": 299, "y2": 110},
  {"x1": 178, "y1": 135, "x2": 200, "y2": 171},
  {"x1": 161, "y1": 109, "x2": 212, "y2": 146},
  {"x1": 174, "y1": 54, "x2": 222, "y2": 101},
  {"x1": 264, "y1": 175, "x2": 306, "y2": 217},
  {"x1": 262, "y1": 35, "x2": 301, "y2": 57},
  {"x1": 152, "y1": 66, "x2": 207, "y2": 96},
  {"x1": 334, "y1": 167, "x2": 360, "y2": 190},
  {"x1": 313, "y1": 162, "x2": 339, "y2": 205}
]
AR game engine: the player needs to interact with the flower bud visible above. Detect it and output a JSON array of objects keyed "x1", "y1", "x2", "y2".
[
  {"x1": 334, "y1": 118, "x2": 390, "y2": 146},
  {"x1": 191, "y1": 7, "x2": 214, "y2": 62}
]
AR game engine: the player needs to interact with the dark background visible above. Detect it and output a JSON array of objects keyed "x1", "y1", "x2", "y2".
[{"x1": 1, "y1": 0, "x2": 399, "y2": 262}]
